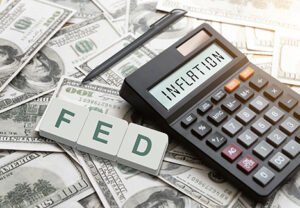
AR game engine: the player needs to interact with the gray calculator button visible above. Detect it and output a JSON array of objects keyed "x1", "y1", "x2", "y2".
[
  {"x1": 249, "y1": 96, "x2": 269, "y2": 113},
  {"x1": 282, "y1": 140, "x2": 300, "y2": 158},
  {"x1": 266, "y1": 129, "x2": 287, "y2": 147},
  {"x1": 237, "y1": 129, "x2": 258, "y2": 148},
  {"x1": 269, "y1": 152, "x2": 290, "y2": 171},
  {"x1": 236, "y1": 107, "x2": 256, "y2": 125},
  {"x1": 222, "y1": 118, "x2": 243, "y2": 136},
  {"x1": 253, "y1": 140, "x2": 274, "y2": 159},
  {"x1": 251, "y1": 118, "x2": 271, "y2": 136},
  {"x1": 253, "y1": 166, "x2": 275, "y2": 186},
  {"x1": 208, "y1": 108, "x2": 228, "y2": 126},
  {"x1": 279, "y1": 117, "x2": 300, "y2": 135},
  {"x1": 264, "y1": 106, "x2": 284, "y2": 124}
]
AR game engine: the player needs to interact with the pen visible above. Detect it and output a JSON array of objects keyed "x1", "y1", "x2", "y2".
[{"x1": 81, "y1": 9, "x2": 187, "y2": 83}]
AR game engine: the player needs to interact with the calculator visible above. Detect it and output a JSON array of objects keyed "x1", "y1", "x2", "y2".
[{"x1": 120, "y1": 23, "x2": 300, "y2": 200}]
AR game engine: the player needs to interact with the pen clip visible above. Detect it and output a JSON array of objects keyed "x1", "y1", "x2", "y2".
[{"x1": 149, "y1": 9, "x2": 186, "y2": 28}]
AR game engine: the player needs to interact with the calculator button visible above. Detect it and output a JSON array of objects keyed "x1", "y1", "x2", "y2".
[
  {"x1": 278, "y1": 95, "x2": 298, "y2": 112},
  {"x1": 222, "y1": 143, "x2": 242, "y2": 162},
  {"x1": 249, "y1": 75, "x2": 268, "y2": 91},
  {"x1": 221, "y1": 97, "x2": 241, "y2": 114},
  {"x1": 253, "y1": 166, "x2": 275, "y2": 186},
  {"x1": 222, "y1": 118, "x2": 243, "y2": 137},
  {"x1": 208, "y1": 108, "x2": 228, "y2": 126},
  {"x1": 282, "y1": 140, "x2": 300, "y2": 158},
  {"x1": 249, "y1": 96, "x2": 269, "y2": 113},
  {"x1": 237, "y1": 155, "x2": 258, "y2": 174},
  {"x1": 237, "y1": 129, "x2": 258, "y2": 148},
  {"x1": 264, "y1": 106, "x2": 284, "y2": 124},
  {"x1": 235, "y1": 86, "x2": 254, "y2": 103},
  {"x1": 225, "y1": 78, "x2": 240, "y2": 93},
  {"x1": 266, "y1": 129, "x2": 287, "y2": 147},
  {"x1": 279, "y1": 117, "x2": 300, "y2": 135},
  {"x1": 251, "y1": 118, "x2": 271, "y2": 136},
  {"x1": 294, "y1": 106, "x2": 300, "y2": 120},
  {"x1": 269, "y1": 152, "x2": 290, "y2": 171},
  {"x1": 198, "y1": 100, "x2": 213, "y2": 115},
  {"x1": 239, "y1": 67, "x2": 254, "y2": 81},
  {"x1": 181, "y1": 113, "x2": 197, "y2": 128},
  {"x1": 253, "y1": 141, "x2": 274, "y2": 159},
  {"x1": 263, "y1": 85, "x2": 283, "y2": 101},
  {"x1": 211, "y1": 90, "x2": 226, "y2": 103},
  {"x1": 191, "y1": 121, "x2": 212, "y2": 139},
  {"x1": 206, "y1": 132, "x2": 227, "y2": 150},
  {"x1": 236, "y1": 107, "x2": 256, "y2": 125}
]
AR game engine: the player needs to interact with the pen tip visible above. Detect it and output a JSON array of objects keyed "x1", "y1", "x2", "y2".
[{"x1": 81, "y1": 78, "x2": 87, "y2": 84}]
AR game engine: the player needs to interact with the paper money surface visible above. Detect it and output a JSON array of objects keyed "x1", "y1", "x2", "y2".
[
  {"x1": 0, "y1": 14, "x2": 121, "y2": 114},
  {"x1": 46, "y1": 0, "x2": 103, "y2": 23},
  {"x1": 158, "y1": 161, "x2": 239, "y2": 208},
  {"x1": 77, "y1": 34, "x2": 156, "y2": 87},
  {"x1": 36, "y1": 76, "x2": 131, "y2": 132},
  {"x1": 0, "y1": 0, "x2": 75, "y2": 92},
  {"x1": 157, "y1": 0, "x2": 300, "y2": 30},
  {"x1": 92, "y1": 0, "x2": 128, "y2": 33},
  {"x1": 245, "y1": 27, "x2": 274, "y2": 52},
  {"x1": 128, "y1": 0, "x2": 205, "y2": 53},
  {"x1": 77, "y1": 151, "x2": 205, "y2": 208},
  {"x1": 0, "y1": 93, "x2": 63, "y2": 152},
  {"x1": 272, "y1": 30, "x2": 300, "y2": 85},
  {"x1": 0, "y1": 152, "x2": 95, "y2": 208}
]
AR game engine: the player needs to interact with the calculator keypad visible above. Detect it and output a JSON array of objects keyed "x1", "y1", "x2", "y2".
[{"x1": 175, "y1": 65, "x2": 300, "y2": 194}]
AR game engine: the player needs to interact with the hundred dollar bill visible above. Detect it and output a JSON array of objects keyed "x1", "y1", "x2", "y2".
[
  {"x1": 272, "y1": 30, "x2": 300, "y2": 86},
  {"x1": 92, "y1": 0, "x2": 128, "y2": 33},
  {"x1": 36, "y1": 76, "x2": 131, "y2": 132},
  {"x1": 0, "y1": 152, "x2": 95, "y2": 208},
  {"x1": 0, "y1": 93, "x2": 63, "y2": 152},
  {"x1": 245, "y1": 27, "x2": 274, "y2": 52},
  {"x1": 165, "y1": 139, "x2": 205, "y2": 169},
  {"x1": 46, "y1": 0, "x2": 103, "y2": 23},
  {"x1": 77, "y1": 151, "x2": 205, "y2": 208},
  {"x1": 0, "y1": 0, "x2": 75, "y2": 92},
  {"x1": 128, "y1": 0, "x2": 206, "y2": 53},
  {"x1": 158, "y1": 161, "x2": 239, "y2": 208},
  {"x1": 0, "y1": 14, "x2": 121, "y2": 114},
  {"x1": 77, "y1": 34, "x2": 155, "y2": 88},
  {"x1": 156, "y1": 0, "x2": 300, "y2": 30}
]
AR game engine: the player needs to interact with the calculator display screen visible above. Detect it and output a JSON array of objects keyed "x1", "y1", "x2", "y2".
[{"x1": 149, "y1": 43, "x2": 233, "y2": 110}]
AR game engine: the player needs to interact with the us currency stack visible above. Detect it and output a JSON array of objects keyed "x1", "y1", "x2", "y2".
[{"x1": 0, "y1": 0, "x2": 299, "y2": 208}]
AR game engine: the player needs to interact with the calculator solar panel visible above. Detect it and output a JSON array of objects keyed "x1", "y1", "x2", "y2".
[{"x1": 120, "y1": 23, "x2": 300, "y2": 200}]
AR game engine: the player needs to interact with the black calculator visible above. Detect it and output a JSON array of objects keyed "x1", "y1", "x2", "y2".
[{"x1": 120, "y1": 23, "x2": 300, "y2": 200}]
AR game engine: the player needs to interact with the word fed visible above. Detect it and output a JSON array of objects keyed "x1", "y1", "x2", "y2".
[{"x1": 39, "y1": 98, "x2": 168, "y2": 175}]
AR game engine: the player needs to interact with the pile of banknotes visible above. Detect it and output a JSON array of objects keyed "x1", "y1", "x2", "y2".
[{"x1": 0, "y1": 0, "x2": 299, "y2": 208}]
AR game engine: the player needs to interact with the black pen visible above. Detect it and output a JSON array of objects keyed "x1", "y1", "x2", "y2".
[{"x1": 81, "y1": 9, "x2": 187, "y2": 83}]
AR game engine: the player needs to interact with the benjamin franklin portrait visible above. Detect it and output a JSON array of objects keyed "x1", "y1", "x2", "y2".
[
  {"x1": 0, "y1": 42, "x2": 21, "y2": 78},
  {"x1": 10, "y1": 47, "x2": 64, "y2": 93}
]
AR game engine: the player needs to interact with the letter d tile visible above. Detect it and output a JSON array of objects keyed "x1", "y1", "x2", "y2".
[{"x1": 117, "y1": 123, "x2": 168, "y2": 175}]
